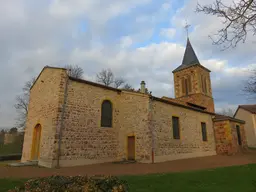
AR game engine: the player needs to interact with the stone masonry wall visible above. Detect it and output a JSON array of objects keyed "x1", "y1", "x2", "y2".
[
  {"x1": 21, "y1": 68, "x2": 67, "y2": 167},
  {"x1": 196, "y1": 67, "x2": 213, "y2": 97},
  {"x1": 173, "y1": 66, "x2": 213, "y2": 98},
  {"x1": 230, "y1": 122, "x2": 247, "y2": 152},
  {"x1": 173, "y1": 66, "x2": 215, "y2": 113},
  {"x1": 214, "y1": 120, "x2": 247, "y2": 155},
  {"x1": 213, "y1": 120, "x2": 231, "y2": 155},
  {"x1": 177, "y1": 94, "x2": 215, "y2": 113},
  {"x1": 152, "y1": 100, "x2": 216, "y2": 162},
  {"x1": 174, "y1": 66, "x2": 199, "y2": 98},
  {"x1": 58, "y1": 80, "x2": 121, "y2": 167},
  {"x1": 58, "y1": 80, "x2": 152, "y2": 167},
  {"x1": 118, "y1": 91, "x2": 152, "y2": 163}
]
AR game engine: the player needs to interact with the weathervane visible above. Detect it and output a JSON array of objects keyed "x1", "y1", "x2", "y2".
[{"x1": 184, "y1": 21, "x2": 191, "y2": 38}]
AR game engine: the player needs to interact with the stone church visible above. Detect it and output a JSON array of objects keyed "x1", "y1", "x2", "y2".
[{"x1": 21, "y1": 38, "x2": 247, "y2": 168}]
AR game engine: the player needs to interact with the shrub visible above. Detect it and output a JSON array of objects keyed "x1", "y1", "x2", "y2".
[{"x1": 8, "y1": 175, "x2": 129, "y2": 192}]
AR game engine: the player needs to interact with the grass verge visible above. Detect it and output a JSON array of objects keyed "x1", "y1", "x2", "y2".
[{"x1": 1, "y1": 164, "x2": 256, "y2": 192}]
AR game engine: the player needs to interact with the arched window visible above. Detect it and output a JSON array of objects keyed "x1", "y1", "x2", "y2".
[
  {"x1": 182, "y1": 78, "x2": 185, "y2": 95},
  {"x1": 182, "y1": 76, "x2": 192, "y2": 96},
  {"x1": 101, "y1": 100, "x2": 112, "y2": 127},
  {"x1": 188, "y1": 75, "x2": 192, "y2": 93},
  {"x1": 204, "y1": 77, "x2": 207, "y2": 94},
  {"x1": 201, "y1": 75, "x2": 205, "y2": 93},
  {"x1": 184, "y1": 79, "x2": 188, "y2": 96}
]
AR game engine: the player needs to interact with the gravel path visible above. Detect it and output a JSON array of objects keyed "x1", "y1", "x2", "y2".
[{"x1": 1, "y1": 151, "x2": 256, "y2": 179}]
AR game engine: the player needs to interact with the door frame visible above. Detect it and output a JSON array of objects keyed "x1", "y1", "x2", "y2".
[
  {"x1": 31, "y1": 124, "x2": 42, "y2": 160},
  {"x1": 126, "y1": 134, "x2": 136, "y2": 160}
]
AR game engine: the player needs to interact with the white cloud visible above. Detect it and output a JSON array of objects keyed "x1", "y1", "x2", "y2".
[
  {"x1": 203, "y1": 59, "x2": 227, "y2": 72},
  {"x1": 215, "y1": 103, "x2": 238, "y2": 115},
  {"x1": 160, "y1": 28, "x2": 176, "y2": 39},
  {"x1": 120, "y1": 36, "x2": 133, "y2": 48},
  {"x1": 0, "y1": 1, "x2": 26, "y2": 25},
  {"x1": 0, "y1": 0, "x2": 255, "y2": 127},
  {"x1": 49, "y1": 0, "x2": 152, "y2": 23}
]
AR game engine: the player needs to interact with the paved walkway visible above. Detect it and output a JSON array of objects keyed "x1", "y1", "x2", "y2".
[{"x1": 1, "y1": 151, "x2": 256, "y2": 178}]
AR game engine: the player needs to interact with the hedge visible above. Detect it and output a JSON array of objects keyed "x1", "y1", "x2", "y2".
[{"x1": 8, "y1": 175, "x2": 129, "y2": 192}]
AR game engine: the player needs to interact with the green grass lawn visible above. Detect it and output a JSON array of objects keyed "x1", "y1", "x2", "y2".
[
  {"x1": 0, "y1": 178, "x2": 26, "y2": 192},
  {"x1": 0, "y1": 143, "x2": 22, "y2": 156},
  {"x1": 1, "y1": 164, "x2": 256, "y2": 192},
  {"x1": 0, "y1": 160, "x2": 20, "y2": 166}
]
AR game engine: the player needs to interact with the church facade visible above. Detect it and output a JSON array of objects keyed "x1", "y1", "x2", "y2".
[{"x1": 21, "y1": 39, "x2": 247, "y2": 168}]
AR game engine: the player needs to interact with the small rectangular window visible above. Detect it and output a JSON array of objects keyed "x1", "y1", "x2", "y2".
[
  {"x1": 201, "y1": 122, "x2": 207, "y2": 141},
  {"x1": 172, "y1": 116, "x2": 180, "y2": 139}
]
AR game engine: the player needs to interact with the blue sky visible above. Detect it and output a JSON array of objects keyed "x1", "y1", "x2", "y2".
[{"x1": 0, "y1": 0, "x2": 255, "y2": 127}]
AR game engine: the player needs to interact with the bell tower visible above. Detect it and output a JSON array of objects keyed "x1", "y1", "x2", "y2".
[{"x1": 172, "y1": 38, "x2": 215, "y2": 113}]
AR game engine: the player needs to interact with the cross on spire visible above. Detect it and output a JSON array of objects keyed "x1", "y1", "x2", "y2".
[{"x1": 184, "y1": 21, "x2": 190, "y2": 39}]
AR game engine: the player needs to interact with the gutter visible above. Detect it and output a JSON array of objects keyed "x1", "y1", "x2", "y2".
[
  {"x1": 56, "y1": 73, "x2": 69, "y2": 168},
  {"x1": 149, "y1": 94, "x2": 155, "y2": 163}
]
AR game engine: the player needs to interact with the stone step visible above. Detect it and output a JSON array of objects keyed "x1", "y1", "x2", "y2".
[
  {"x1": 8, "y1": 160, "x2": 38, "y2": 167},
  {"x1": 112, "y1": 160, "x2": 137, "y2": 164}
]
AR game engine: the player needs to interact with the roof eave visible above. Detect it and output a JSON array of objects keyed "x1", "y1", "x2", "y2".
[
  {"x1": 172, "y1": 63, "x2": 211, "y2": 73},
  {"x1": 152, "y1": 96, "x2": 215, "y2": 115},
  {"x1": 69, "y1": 76, "x2": 122, "y2": 93},
  {"x1": 213, "y1": 118, "x2": 245, "y2": 124}
]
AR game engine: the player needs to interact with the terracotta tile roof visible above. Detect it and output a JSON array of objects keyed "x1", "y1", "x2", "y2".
[
  {"x1": 213, "y1": 114, "x2": 245, "y2": 124},
  {"x1": 239, "y1": 104, "x2": 256, "y2": 114},
  {"x1": 156, "y1": 96, "x2": 215, "y2": 115},
  {"x1": 161, "y1": 97, "x2": 188, "y2": 106},
  {"x1": 69, "y1": 76, "x2": 121, "y2": 93}
]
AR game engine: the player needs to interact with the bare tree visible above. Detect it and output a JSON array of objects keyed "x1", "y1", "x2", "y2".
[
  {"x1": 196, "y1": 0, "x2": 256, "y2": 49},
  {"x1": 113, "y1": 78, "x2": 125, "y2": 88},
  {"x1": 96, "y1": 69, "x2": 115, "y2": 87},
  {"x1": 9, "y1": 127, "x2": 18, "y2": 134},
  {"x1": 96, "y1": 68, "x2": 133, "y2": 89},
  {"x1": 243, "y1": 68, "x2": 256, "y2": 96},
  {"x1": 220, "y1": 108, "x2": 235, "y2": 117},
  {"x1": 14, "y1": 77, "x2": 36, "y2": 129},
  {"x1": 65, "y1": 64, "x2": 84, "y2": 79},
  {"x1": 123, "y1": 83, "x2": 134, "y2": 90},
  {"x1": 0, "y1": 129, "x2": 6, "y2": 134}
]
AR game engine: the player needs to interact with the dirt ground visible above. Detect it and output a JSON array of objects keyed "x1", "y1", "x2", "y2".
[{"x1": 1, "y1": 151, "x2": 256, "y2": 179}]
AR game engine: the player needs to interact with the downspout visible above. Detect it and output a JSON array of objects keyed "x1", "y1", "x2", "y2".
[
  {"x1": 56, "y1": 71, "x2": 69, "y2": 168},
  {"x1": 149, "y1": 93, "x2": 155, "y2": 163}
]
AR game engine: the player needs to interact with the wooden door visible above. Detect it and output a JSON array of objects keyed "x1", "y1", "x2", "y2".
[
  {"x1": 236, "y1": 125, "x2": 242, "y2": 146},
  {"x1": 127, "y1": 136, "x2": 135, "y2": 160},
  {"x1": 31, "y1": 124, "x2": 42, "y2": 160}
]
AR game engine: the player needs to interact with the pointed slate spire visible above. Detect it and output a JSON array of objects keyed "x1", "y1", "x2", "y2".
[
  {"x1": 182, "y1": 38, "x2": 200, "y2": 66},
  {"x1": 172, "y1": 38, "x2": 202, "y2": 73}
]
